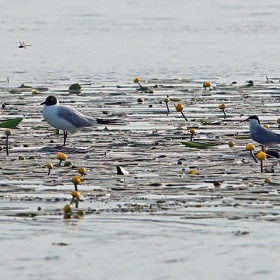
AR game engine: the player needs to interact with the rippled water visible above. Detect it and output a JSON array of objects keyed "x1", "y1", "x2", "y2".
[
  {"x1": 2, "y1": 0, "x2": 280, "y2": 84},
  {"x1": 2, "y1": 1, "x2": 280, "y2": 279}
]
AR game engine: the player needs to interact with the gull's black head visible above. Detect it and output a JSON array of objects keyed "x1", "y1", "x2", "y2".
[
  {"x1": 247, "y1": 115, "x2": 260, "y2": 125},
  {"x1": 40, "y1": 96, "x2": 58, "y2": 106}
]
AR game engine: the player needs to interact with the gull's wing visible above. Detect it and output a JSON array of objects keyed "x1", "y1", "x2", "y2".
[{"x1": 57, "y1": 106, "x2": 97, "y2": 128}]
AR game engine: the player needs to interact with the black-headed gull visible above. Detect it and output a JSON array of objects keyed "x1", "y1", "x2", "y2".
[{"x1": 40, "y1": 95, "x2": 98, "y2": 146}]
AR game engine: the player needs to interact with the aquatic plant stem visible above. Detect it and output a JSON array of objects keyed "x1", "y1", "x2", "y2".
[
  {"x1": 6, "y1": 135, "x2": 9, "y2": 155},
  {"x1": 250, "y1": 151, "x2": 258, "y2": 163},
  {"x1": 137, "y1": 82, "x2": 143, "y2": 89},
  {"x1": 222, "y1": 109, "x2": 226, "y2": 118},
  {"x1": 260, "y1": 160, "x2": 263, "y2": 173},
  {"x1": 165, "y1": 102, "x2": 170, "y2": 115},
  {"x1": 181, "y1": 111, "x2": 188, "y2": 121},
  {"x1": 190, "y1": 133, "x2": 194, "y2": 141}
]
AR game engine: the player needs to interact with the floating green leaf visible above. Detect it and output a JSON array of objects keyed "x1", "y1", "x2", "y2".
[
  {"x1": 267, "y1": 182, "x2": 280, "y2": 187},
  {"x1": 200, "y1": 119, "x2": 209, "y2": 125},
  {"x1": 69, "y1": 83, "x2": 81, "y2": 91},
  {"x1": 0, "y1": 117, "x2": 23, "y2": 128},
  {"x1": 181, "y1": 141, "x2": 219, "y2": 149},
  {"x1": 170, "y1": 98, "x2": 181, "y2": 102}
]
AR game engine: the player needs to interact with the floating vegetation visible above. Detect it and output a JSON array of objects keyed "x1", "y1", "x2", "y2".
[
  {"x1": 0, "y1": 76, "x2": 280, "y2": 222},
  {"x1": 68, "y1": 83, "x2": 81, "y2": 92},
  {"x1": 181, "y1": 141, "x2": 219, "y2": 149},
  {"x1": 0, "y1": 117, "x2": 23, "y2": 128}
]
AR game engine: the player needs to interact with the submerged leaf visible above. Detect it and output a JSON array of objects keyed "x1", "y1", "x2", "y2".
[
  {"x1": 0, "y1": 117, "x2": 23, "y2": 128},
  {"x1": 19, "y1": 83, "x2": 32, "y2": 88},
  {"x1": 181, "y1": 141, "x2": 219, "y2": 149},
  {"x1": 266, "y1": 182, "x2": 280, "y2": 186},
  {"x1": 234, "y1": 136, "x2": 251, "y2": 140}
]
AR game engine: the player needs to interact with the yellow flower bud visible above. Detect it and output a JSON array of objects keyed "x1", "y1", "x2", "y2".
[
  {"x1": 72, "y1": 190, "x2": 81, "y2": 198},
  {"x1": 189, "y1": 170, "x2": 198, "y2": 175},
  {"x1": 265, "y1": 177, "x2": 272, "y2": 184},
  {"x1": 203, "y1": 81, "x2": 211, "y2": 88},
  {"x1": 57, "y1": 152, "x2": 67, "y2": 161},
  {"x1": 256, "y1": 151, "x2": 266, "y2": 160},
  {"x1": 63, "y1": 204, "x2": 72, "y2": 213},
  {"x1": 190, "y1": 128, "x2": 195, "y2": 134},
  {"x1": 175, "y1": 103, "x2": 184, "y2": 112},
  {"x1": 5, "y1": 129, "x2": 12, "y2": 136},
  {"x1": 228, "y1": 141, "x2": 235, "y2": 148},
  {"x1": 78, "y1": 167, "x2": 86, "y2": 175},
  {"x1": 47, "y1": 163, "x2": 53, "y2": 169},
  {"x1": 218, "y1": 104, "x2": 226, "y2": 110},
  {"x1": 72, "y1": 175, "x2": 81, "y2": 185},
  {"x1": 246, "y1": 143, "x2": 255, "y2": 151},
  {"x1": 134, "y1": 77, "x2": 141, "y2": 83}
]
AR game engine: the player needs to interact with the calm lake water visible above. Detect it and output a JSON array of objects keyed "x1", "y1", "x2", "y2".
[
  {"x1": 2, "y1": 0, "x2": 280, "y2": 85},
  {"x1": 1, "y1": 1, "x2": 280, "y2": 279}
]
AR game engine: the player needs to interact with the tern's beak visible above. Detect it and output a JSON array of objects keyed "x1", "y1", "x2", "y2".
[{"x1": 40, "y1": 101, "x2": 45, "y2": 105}]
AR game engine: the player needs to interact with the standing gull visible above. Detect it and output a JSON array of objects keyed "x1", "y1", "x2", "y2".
[{"x1": 41, "y1": 95, "x2": 98, "y2": 146}]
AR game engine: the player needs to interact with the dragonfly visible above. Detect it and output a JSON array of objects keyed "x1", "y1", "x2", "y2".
[{"x1": 18, "y1": 41, "x2": 32, "y2": 49}]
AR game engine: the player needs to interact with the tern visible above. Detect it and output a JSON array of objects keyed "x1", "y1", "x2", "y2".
[
  {"x1": 243, "y1": 115, "x2": 280, "y2": 150},
  {"x1": 18, "y1": 41, "x2": 32, "y2": 49}
]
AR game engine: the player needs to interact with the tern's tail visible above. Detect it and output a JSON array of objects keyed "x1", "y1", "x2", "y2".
[{"x1": 96, "y1": 118, "x2": 126, "y2": 125}]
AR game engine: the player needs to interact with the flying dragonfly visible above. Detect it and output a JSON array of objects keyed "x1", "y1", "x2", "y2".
[{"x1": 18, "y1": 41, "x2": 32, "y2": 49}]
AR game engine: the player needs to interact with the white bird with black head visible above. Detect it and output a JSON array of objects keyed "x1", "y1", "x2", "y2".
[{"x1": 40, "y1": 95, "x2": 98, "y2": 146}]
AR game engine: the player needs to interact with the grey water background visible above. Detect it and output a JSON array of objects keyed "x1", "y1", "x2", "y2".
[
  {"x1": 2, "y1": 0, "x2": 280, "y2": 84},
  {"x1": 1, "y1": 1, "x2": 280, "y2": 279}
]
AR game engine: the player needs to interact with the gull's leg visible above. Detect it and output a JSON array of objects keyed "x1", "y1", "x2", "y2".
[{"x1": 63, "y1": 131, "x2": 67, "y2": 146}]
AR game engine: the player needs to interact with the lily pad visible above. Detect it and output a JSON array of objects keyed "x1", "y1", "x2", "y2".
[
  {"x1": 68, "y1": 83, "x2": 81, "y2": 92},
  {"x1": 170, "y1": 98, "x2": 181, "y2": 102},
  {"x1": 0, "y1": 117, "x2": 23, "y2": 128},
  {"x1": 181, "y1": 141, "x2": 219, "y2": 149}
]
